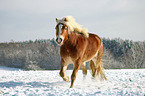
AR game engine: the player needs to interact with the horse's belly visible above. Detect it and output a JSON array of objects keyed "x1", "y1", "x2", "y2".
[{"x1": 82, "y1": 49, "x2": 98, "y2": 62}]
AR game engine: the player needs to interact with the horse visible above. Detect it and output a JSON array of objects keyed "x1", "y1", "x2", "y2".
[{"x1": 55, "y1": 16, "x2": 107, "y2": 88}]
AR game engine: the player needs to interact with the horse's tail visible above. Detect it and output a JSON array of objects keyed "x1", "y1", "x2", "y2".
[
  {"x1": 89, "y1": 59, "x2": 107, "y2": 80},
  {"x1": 96, "y1": 61, "x2": 107, "y2": 80}
]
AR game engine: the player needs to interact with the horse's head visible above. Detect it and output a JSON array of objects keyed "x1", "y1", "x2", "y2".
[{"x1": 55, "y1": 18, "x2": 69, "y2": 45}]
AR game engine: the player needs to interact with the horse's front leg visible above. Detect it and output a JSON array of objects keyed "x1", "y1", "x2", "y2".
[
  {"x1": 70, "y1": 59, "x2": 81, "y2": 88},
  {"x1": 59, "y1": 59, "x2": 69, "y2": 82}
]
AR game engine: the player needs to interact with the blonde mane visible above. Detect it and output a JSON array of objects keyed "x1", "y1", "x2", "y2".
[{"x1": 56, "y1": 16, "x2": 89, "y2": 37}]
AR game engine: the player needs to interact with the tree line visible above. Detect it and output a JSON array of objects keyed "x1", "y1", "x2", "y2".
[{"x1": 0, "y1": 38, "x2": 144, "y2": 70}]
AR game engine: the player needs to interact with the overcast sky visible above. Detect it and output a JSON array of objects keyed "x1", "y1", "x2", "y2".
[{"x1": 0, "y1": 0, "x2": 145, "y2": 42}]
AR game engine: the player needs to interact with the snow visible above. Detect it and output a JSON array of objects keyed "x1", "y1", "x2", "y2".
[{"x1": 0, "y1": 66, "x2": 145, "y2": 96}]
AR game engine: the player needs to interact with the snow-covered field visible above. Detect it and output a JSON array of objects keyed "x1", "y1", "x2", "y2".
[{"x1": 0, "y1": 66, "x2": 145, "y2": 96}]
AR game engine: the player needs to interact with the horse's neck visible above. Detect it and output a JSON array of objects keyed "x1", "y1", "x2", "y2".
[{"x1": 64, "y1": 32, "x2": 83, "y2": 45}]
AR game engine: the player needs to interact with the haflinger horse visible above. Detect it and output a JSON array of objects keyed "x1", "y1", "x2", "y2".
[{"x1": 55, "y1": 16, "x2": 107, "y2": 88}]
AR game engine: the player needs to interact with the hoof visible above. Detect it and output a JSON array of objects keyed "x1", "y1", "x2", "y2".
[
  {"x1": 91, "y1": 76, "x2": 97, "y2": 81},
  {"x1": 83, "y1": 75, "x2": 86, "y2": 80},
  {"x1": 70, "y1": 85, "x2": 73, "y2": 88},
  {"x1": 63, "y1": 76, "x2": 70, "y2": 82}
]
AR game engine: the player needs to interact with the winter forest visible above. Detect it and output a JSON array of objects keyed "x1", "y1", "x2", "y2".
[{"x1": 0, "y1": 38, "x2": 144, "y2": 70}]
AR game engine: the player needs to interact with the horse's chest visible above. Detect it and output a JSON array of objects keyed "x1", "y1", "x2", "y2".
[{"x1": 60, "y1": 45, "x2": 81, "y2": 62}]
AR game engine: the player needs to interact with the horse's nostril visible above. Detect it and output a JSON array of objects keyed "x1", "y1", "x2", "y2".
[{"x1": 56, "y1": 38, "x2": 62, "y2": 44}]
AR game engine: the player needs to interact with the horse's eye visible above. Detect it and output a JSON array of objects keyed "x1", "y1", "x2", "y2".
[{"x1": 64, "y1": 28, "x2": 67, "y2": 30}]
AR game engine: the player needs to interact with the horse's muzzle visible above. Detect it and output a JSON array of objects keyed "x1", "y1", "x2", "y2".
[{"x1": 56, "y1": 37, "x2": 62, "y2": 45}]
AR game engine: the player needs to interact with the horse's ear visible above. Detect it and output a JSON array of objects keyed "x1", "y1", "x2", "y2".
[
  {"x1": 64, "y1": 18, "x2": 68, "y2": 22},
  {"x1": 56, "y1": 18, "x2": 58, "y2": 22}
]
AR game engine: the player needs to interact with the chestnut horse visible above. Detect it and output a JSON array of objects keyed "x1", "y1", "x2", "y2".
[{"x1": 55, "y1": 16, "x2": 107, "y2": 88}]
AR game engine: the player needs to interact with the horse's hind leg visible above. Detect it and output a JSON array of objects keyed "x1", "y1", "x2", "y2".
[
  {"x1": 59, "y1": 58, "x2": 69, "y2": 82},
  {"x1": 90, "y1": 49, "x2": 107, "y2": 80},
  {"x1": 81, "y1": 62, "x2": 87, "y2": 79},
  {"x1": 89, "y1": 60, "x2": 97, "y2": 78}
]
